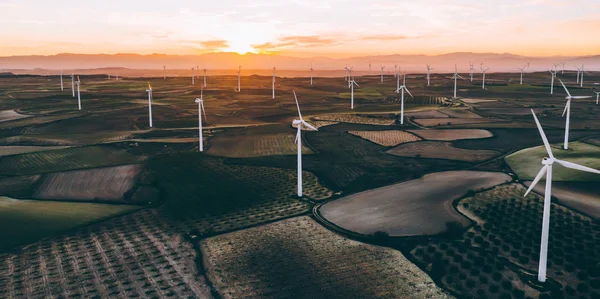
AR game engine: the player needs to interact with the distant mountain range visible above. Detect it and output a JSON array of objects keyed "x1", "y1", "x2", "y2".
[{"x1": 1, "y1": 52, "x2": 599, "y2": 74}]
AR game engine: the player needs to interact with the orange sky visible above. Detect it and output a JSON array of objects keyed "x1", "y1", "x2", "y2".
[{"x1": 1, "y1": 0, "x2": 600, "y2": 57}]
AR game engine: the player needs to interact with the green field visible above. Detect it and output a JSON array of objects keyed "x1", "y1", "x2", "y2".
[
  {"x1": 0, "y1": 145, "x2": 146, "y2": 176},
  {"x1": 505, "y1": 141, "x2": 600, "y2": 182},
  {"x1": 0, "y1": 196, "x2": 140, "y2": 251}
]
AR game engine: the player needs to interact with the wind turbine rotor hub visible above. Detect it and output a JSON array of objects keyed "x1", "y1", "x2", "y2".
[
  {"x1": 195, "y1": 98, "x2": 202, "y2": 103},
  {"x1": 542, "y1": 157, "x2": 554, "y2": 165},
  {"x1": 293, "y1": 119, "x2": 303, "y2": 125}
]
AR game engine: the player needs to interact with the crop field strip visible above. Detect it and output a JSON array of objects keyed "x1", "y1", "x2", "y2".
[
  {"x1": 408, "y1": 184, "x2": 600, "y2": 299},
  {"x1": 201, "y1": 216, "x2": 451, "y2": 299},
  {"x1": 0, "y1": 209, "x2": 213, "y2": 298},
  {"x1": 207, "y1": 133, "x2": 312, "y2": 158},
  {"x1": 348, "y1": 130, "x2": 421, "y2": 146},
  {"x1": 0, "y1": 145, "x2": 70, "y2": 157},
  {"x1": 313, "y1": 113, "x2": 396, "y2": 125},
  {"x1": 407, "y1": 129, "x2": 493, "y2": 141},
  {"x1": 387, "y1": 141, "x2": 500, "y2": 162}
]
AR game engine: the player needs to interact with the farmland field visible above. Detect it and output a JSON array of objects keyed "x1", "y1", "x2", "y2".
[
  {"x1": 408, "y1": 129, "x2": 493, "y2": 141},
  {"x1": 0, "y1": 145, "x2": 146, "y2": 176},
  {"x1": 414, "y1": 118, "x2": 506, "y2": 127},
  {"x1": 319, "y1": 171, "x2": 511, "y2": 237},
  {"x1": 506, "y1": 141, "x2": 600, "y2": 182},
  {"x1": 207, "y1": 133, "x2": 312, "y2": 158},
  {"x1": 201, "y1": 216, "x2": 451, "y2": 298},
  {"x1": 524, "y1": 181, "x2": 600, "y2": 219},
  {"x1": 348, "y1": 130, "x2": 421, "y2": 146},
  {"x1": 0, "y1": 110, "x2": 31, "y2": 123},
  {"x1": 0, "y1": 196, "x2": 140, "y2": 251},
  {"x1": 406, "y1": 109, "x2": 449, "y2": 119},
  {"x1": 33, "y1": 164, "x2": 143, "y2": 202},
  {"x1": 0, "y1": 145, "x2": 69, "y2": 157},
  {"x1": 387, "y1": 141, "x2": 500, "y2": 162},
  {"x1": 314, "y1": 113, "x2": 395, "y2": 125},
  {"x1": 461, "y1": 98, "x2": 498, "y2": 104},
  {"x1": 439, "y1": 108, "x2": 483, "y2": 118}
]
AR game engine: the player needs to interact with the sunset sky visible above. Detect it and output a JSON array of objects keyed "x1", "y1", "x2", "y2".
[{"x1": 1, "y1": 0, "x2": 599, "y2": 57}]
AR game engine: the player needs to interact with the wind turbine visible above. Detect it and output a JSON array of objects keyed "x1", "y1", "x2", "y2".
[
  {"x1": 560, "y1": 62, "x2": 566, "y2": 74},
  {"x1": 574, "y1": 65, "x2": 581, "y2": 83},
  {"x1": 115, "y1": 73, "x2": 119, "y2": 80},
  {"x1": 163, "y1": 65, "x2": 166, "y2": 80},
  {"x1": 347, "y1": 66, "x2": 354, "y2": 88},
  {"x1": 480, "y1": 65, "x2": 490, "y2": 89},
  {"x1": 237, "y1": 66, "x2": 241, "y2": 92},
  {"x1": 518, "y1": 65, "x2": 527, "y2": 85},
  {"x1": 292, "y1": 91, "x2": 318, "y2": 197},
  {"x1": 76, "y1": 76, "x2": 81, "y2": 110},
  {"x1": 426, "y1": 64, "x2": 432, "y2": 86},
  {"x1": 344, "y1": 65, "x2": 349, "y2": 82},
  {"x1": 451, "y1": 65, "x2": 464, "y2": 98},
  {"x1": 469, "y1": 62, "x2": 475, "y2": 82},
  {"x1": 60, "y1": 71, "x2": 64, "y2": 91},
  {"x1": 380, "y1": 65, "x2": 385, "y2": 82},
  {"x1": 549, "y1": 69, "x2": 558, "y2": 95},
  {"x1": 580, "y1": 64, "x2": 586, "y2": 87},
  {"x1": 558, "y1": 78, "x2": 592, "y2": 150},
  {"x1": 349, "y1": 78, "x2": 359, "y2": 109},
  {"x1": 396, "y1": 72, "x2": 400, "y2": 93},
  {"x1": 191, "y1": 68, "x2": 195, "y2": 85},
  {"x1": 394, "y1": 65, "x2": 398, "y2": 78},
  {"x1": 272, "y1": 67, "x2": 276, "y2": 99},
  {"x1": 310, "y1": 63, "x2": 313, "y2": 86},
  {"x1": 525, "y1": 110, "x2": 600, "y2": 283},
  {"x1": 108, "y1": 74, "x2": 111, "y2": 80},
  {"x1": 395, "y1": 73, "x2": 413, "y2": 125},
  {"x1": 195, "y1": 88, "x2": 207, "y2": 152},
  {"x1": 369, "y1": 61, "x2": 372, "y2": 72},
  {"x1": 146, "y1": 82, "x2": 153, "y2": 128},
  {"x1": 71, "y1": 74, "x2": 75, "y2": 97},
  {"x1": 203, "y1": 68, "x2": 207, "y2": 87},
  {"x1": 594, "y1": 91, "x2": 600, "y2": 105}
]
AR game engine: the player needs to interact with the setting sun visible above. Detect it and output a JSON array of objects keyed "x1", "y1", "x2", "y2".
[{"x1": 225, "y1": 41, "x2": 256, "y2": 55}]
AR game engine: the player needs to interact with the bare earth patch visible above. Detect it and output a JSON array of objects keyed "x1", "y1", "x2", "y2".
[
  {"x1": 292, "y1": 120, "x2": 337, "y2": 130},
  {"x1": 0, "y1": 110, "x2": 31, "y2": 123},
  {"x1": 387, "y1": 141, "x2": 499, "y2": 162},
  {"x1": 524, "y1": 181, "x2": 600, "y2": 219},
  {"x1": 0, "y1": 146, "x2": 70, "y2": 157},
  {"x1": 320, "y1": 171, "x2": 511, "y2": 237},
  {"x1": 460, "y1": 98, "x2": 498, "y2": 104},
  {"x1": 201, "y1": 216, "x2": 452, "y2": 299},
  {"x1": 406, "y1": 110, "x2": 450, "y2": 119},
  {"x1": 348, "y1": 130, "x2": 421, "y2": 146},
  {"x1": 207, "y1": 133, "x2": 312, "y2": 158},
  {"x1": 33, "y1": 164, "x2": 143, "y2": 201},
  {"x1": 314, "y1": 114, "x2": 394, "y2": 125},
  {"x1": 439, "y1": 108, "x2": 483, "y2": 118},
  {"x1": 408, "y1": 129, "x2": 493, "y2": 141},
  {"x1": 414, "y1": 118, "x2": 505, "y2": 127}
]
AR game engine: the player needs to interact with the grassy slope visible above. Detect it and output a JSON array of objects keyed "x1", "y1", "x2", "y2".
[
  {"x1": 0, "y1": 196, "x2": 140, "y2": 251},
  {"x1": 505, "y1": 141, "x2": 600, "y2": 182}
]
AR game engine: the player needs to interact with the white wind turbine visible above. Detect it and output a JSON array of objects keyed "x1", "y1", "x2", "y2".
[
  {"x1": 369, "y1": 61, "x2": 372, "y2": 72},
  {"x1": 349, "y1": 78, "x2": 359, "y2": 109},
  {"x1": 525, "y1": 109, "x2": 600, "y2": 283},
  {"x1": 396, "y1": 73, "x2": 413, "y2": 125},
  {"x1": 292, "y1": 91, "x2": 318, "y2": 197},
  {"x1": 396, "y1": 71, "x2": 400, "y2": 93},
  {"x1": 163, "y1": 65, "x2": 166, "y2": 80},
  {"x1": 71, "y1": 74, "x2": 75, "y2": 97},
  {"x1": 579, "y1": 64, "x2": 586, "y2": 87},
  {"x1": 203, "y1": 68, "x2": 207, "y2": 87},
  {"x1": 146, "y1": 82, "x2": 153, "y2": 128},
  {"x1": 426, "y1": 64, "x2": 432, "y2": 86},
  {"x1": 344, "y1": 65, "x2": 349, "y2": 82},
  {"x1": 560, "y1": 62, "x2": 566, "y2": 74},
  {"x1": 347, "y1": 66, "x2": 353, "y2": 88},
  {"x1": 594, "y1": 91, "x2": 600, "y2": 105},
  {"x1": 380, "y1": 65, "x2": 385, "y2": 82},
  {"x1": 574, "y1": 65, "x2": 581, "y2": 83},
  {"x1": 558, "y1": 78, "x2": 592, "y2": 150},
  {"x1": 394, "y1": 65, "x2": 398, "y2": 78},
  {"x1": 310, "y1": 63, "x2": 314, "y2": 86},
  {"x1": 549, "y1": 69, "x2": 558, "y2": 95},
  {"x1": 469, "y1": 62, "x2": 475, "y2": 82},
  {"x1": 451, "y1": 65, "x2": 464, "y2": 99},
  {"x1": 115, "y1": 73, "x2": 119, "y2": 80},
  {"x1": 60, "y1": 71, "x2": 64, "y2": 91},
  {"x1": 237, "y1": 66, "x2": 241, "y2": 92},
  {"x1": 195, "y1": 88, "x2": 207, "y2": 152},
  {"x1": 191, "y1": 68, "x2": 195, "y2": 85},
  {"x1": 518, "y1": 65, "x2": 527, "y2": 85},
  {"x1": 272, "y1": 67, "x2": 276, "y2": 99},
  {"x1": 76, "y1": 76, "x2": 81, "y2": 110},
  {"x1": 480, "y1": 65, "x2": 490, "y2": 89}
]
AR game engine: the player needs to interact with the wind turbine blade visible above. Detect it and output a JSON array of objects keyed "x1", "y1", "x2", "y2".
[
  {"x1": 293, "y1": 90, "x2": 302, "y2": 119},
  {"x1": 558, "y1": 78, "x2": 571, "y2": 97},
  {"x1": 201, "y1": 101, "x2": 207, "y2": 122},
  {"x1": 562, "y1": 100, "x2": 570, "y2": 117},
  {"x1": 524, "y1": 165, "x2": 548, "y2": 197},
  {"x1": 457, "y1": 74, "x2": 465, "y2": 79},
  {"x1": 531, "y1": 110, "x2": 554, "y2": 159},
  {"x1": 405, "y1": 87, "x2": 413, "y2": 98},
  {"x1": 571, "y1": 96, "x2": 593, "y2": 99},
  {"x1": 555, "y1": 159, "x2": 600, "y2": 175},
  {"x1": 354, "y1": 81, "x2": 359, "y2": 87},
  {"x1": 294, "y1": 130, "x2": 300, "y2": 144},
  {"x1": 302, "y1": 121, "x2": 318, "y2": 131}
]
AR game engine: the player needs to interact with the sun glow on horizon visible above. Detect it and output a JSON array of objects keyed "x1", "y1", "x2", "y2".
[{"x1": 224, "y1": 42, "x2": 257, "y2": 55}]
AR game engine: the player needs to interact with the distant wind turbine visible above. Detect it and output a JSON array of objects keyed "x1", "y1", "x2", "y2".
[
  {"x1": 560, "y1": 62, "x2": 566, "y2": 74},
  {"x1": 71, "y1": 74, "x2": 75, "y2": 97},
  {"x1": 191, "y1": 68, "x2": 195, "y2": 85},
  {"x1": 580, "y1": 64, "x2": 586, "y2": 87},
  {"x1": 163, "y1": 65, "x2": 166, "y2": 80},
  {"x1": 76, "y1": 76, "x2": 81, "y2": 110},
  {"x1": 344, "y1": 64, "x2": 349, "y2": 82},
  {"x1": 272, "y1": 67, "x2": 276, "y2": 99},
  {"x1": 349, "y1": 78, "x2": 359, "y2": 109},
  {"x1": 237, "y1": 66, "x2": 241, "y2": 92},
  {"x1": 107, "y1": 74, "x2": 110, "y2": 80},
  {"x1": 451, "y1": 65, "x2": 464, "y2": 98},
  {"x1": 525, "y1": 109, "x2": 600, "y2": 283},
  {"x1": 396, "y1": 73, "x2": 413, "y2": 125},
  {"x1": 469, "y1": 62, "x2": 475, "y2": 82},
  {"x1": 203, "y1": 68, "x2": 207, "y2": 87},
  {"x1": 369, "y1": 61, "x2": 372, "y2": 72},
  {"x1": 594, "y1": 91, "x2": 600, "y2": 105},
  {"x1": 480, "y1": 65, "x2": 490, "y2": 89},
  {"x1": 380, "y1": 65, "x2": 385, "y2": 82},
  {"x1": 549, "y1": 69, "x2": 558, "y2": 95},
  {"x1": 60, "y1": 71, "x2": 64, "y2": 91},
  {"x1": 574, "y1": 65, "x2": 581, "y2": 83},
  {"x1": 518, "y1": 65, "x2": 527, "y2": 85},
  {"x1": 310, "y1": 63, "x2": 313, "y2": 86},
  {"x1": 394, "y1": 65, "x2": 397, "y2": 78},
  {"x1": 426, "y1": 64, "x2": 432, "y2": 86},
  {"x1": 292, "y1": 91, "x2": 318, "y2": 197},
  {"x1": 558, "y1": 78, "x2": 592, "y2": 150},
  {"x1": 195, "y1": 88, "x2": 207, "y2": 152},
  {"x1": 146, "y1": 82, "x2": 153, "y2": 128}
]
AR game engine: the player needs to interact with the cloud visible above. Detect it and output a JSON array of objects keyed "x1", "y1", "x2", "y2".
[
  {"x1": 252, "y1": 35, "x2": 337, "y2": 51},
  {"x1": 199, "y1": 40, "x2": 229, "y2": 49},
  {"x1": 359, "y1": 34, "x2": 410, "y2": 41}
]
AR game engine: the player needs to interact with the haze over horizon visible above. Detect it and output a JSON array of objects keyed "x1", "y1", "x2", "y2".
[{"x1": 2, "y1": 0, "x2": 600, "y2": 58}]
